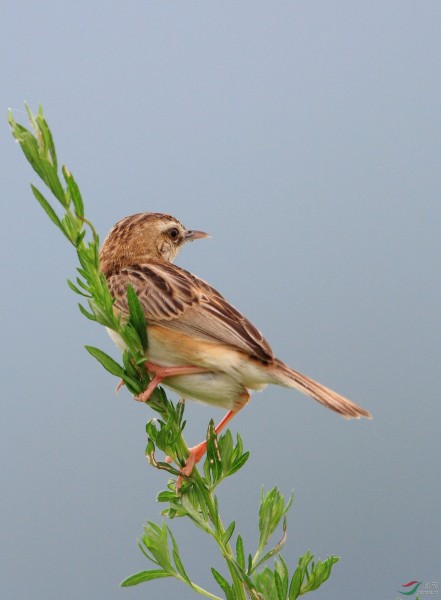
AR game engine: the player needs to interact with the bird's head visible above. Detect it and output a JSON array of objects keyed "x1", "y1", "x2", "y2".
[{"x1": 99, "y1": 212, "x2": 209, "y2": 274}]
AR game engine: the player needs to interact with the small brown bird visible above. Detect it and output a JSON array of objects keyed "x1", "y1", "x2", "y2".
[{"x1": 100, "y1": 212, "x2": 371, "y2": 476}]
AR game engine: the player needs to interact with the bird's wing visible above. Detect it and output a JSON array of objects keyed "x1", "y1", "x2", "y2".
[{"x1": 106, "y1": 260, "x2": 274, "y2": 363}]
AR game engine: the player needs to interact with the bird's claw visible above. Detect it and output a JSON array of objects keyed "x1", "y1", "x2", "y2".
[{"x1": 115, "y1": 378, "x2": 125, "y2": 393}]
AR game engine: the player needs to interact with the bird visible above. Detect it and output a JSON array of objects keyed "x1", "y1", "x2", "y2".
[{"x1": 100, "y1": 212, "x2": 371, "y2": 477}]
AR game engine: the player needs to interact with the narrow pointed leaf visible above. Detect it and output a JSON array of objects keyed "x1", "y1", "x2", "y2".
[
  {"x1": 247, "y1": 553, "x2": 253, "y2": 575},
  {"x1": 36, "y1": 157, "x2": 66, "y2": 205},
  {"x1": 120, "y1": 570, "x2": 171, "y2": 586},
  {"x1": 12, "y1": 124, "x2": 46, "y2": 179},
  {"x1": 276, "y1": 555, "x2": 289, "y2": 596},
  {"x1": 121, "y1": 375, "x2": 143, "y2": 394},
  {"x1": 62, "y1": 165, "x2": 84, "y2": 217},
  {"x1": 252, "y1": 517, "x2": 288, "y2": 572},
  {"x1": 76, "y1": 277, "x2": 92, "y2": 292},
  {"x1": 275, "y1": 570, "x2": 285, "y2": 600},
  {"x1": 223, "y1": 521, "x2": 235, "y2": 545},
  {"x1": 31, "y1": 185, "x2": 64, "y2": 233},
  {"x1": 211, "y1": 567, "x2": 232, "y2": 598},
  {"x1": 206, "y1": 420, "x2": 222, "y2": 484},
  {"x1": 78, "y1": 302, "x2": 97, "y2": 321},
  {"x1": 36, "y1": 114, "x2": 58, "y2": 170},
  {"x1": 236, "y1": 534, "x2": 245, "y2": 569},
  {"x1": 288, "y1": 568, "x2": 302, "y2": 600},
  {"x1": 127, "y1": 284, "x2": 148, "y2": 351},
  {"x1": 67, "y1": 279, "x2": 91, "y2": 298},
  {"x1": 168, "y1": 527, "x2": 191, "y2": 584},
  {"x1": 228, "y1": 451, "x2": 250, "y2": 476},
  {"x1": 25, "y1": 103, "x2": 39, "y2": 132},
  {"x1": 84, "y1": 346, "x2": 125, "y2": 377}
]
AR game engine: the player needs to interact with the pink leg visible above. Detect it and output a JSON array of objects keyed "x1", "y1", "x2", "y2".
[
  {"x1": 174, "y1": 390, "x2": 250, "y2": 490},
  {"x1": 136, "y1": 361, "x2": 209, "y2": 403},
  {"x1": 180, "y1": 408, "x2": 238, "y2": 476}
]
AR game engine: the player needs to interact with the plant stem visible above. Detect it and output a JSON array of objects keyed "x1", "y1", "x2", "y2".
[
  {"x1": 191, "y1": 469, "x2": 248, "y2": 600},
  {"x1": 188, "y1": 581, "x2": 223, "y2": 600}
]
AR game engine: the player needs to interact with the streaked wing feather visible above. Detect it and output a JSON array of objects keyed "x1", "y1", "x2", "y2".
[{"x1": 106, "y1": 260, "x2": 273, "y2": 362}]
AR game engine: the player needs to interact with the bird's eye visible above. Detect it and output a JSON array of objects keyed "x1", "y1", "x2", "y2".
[{"x1": 169, "y1": 227, "x2": 179, "y2": 240}]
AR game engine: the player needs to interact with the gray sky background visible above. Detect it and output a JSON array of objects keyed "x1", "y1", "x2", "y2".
[{"x1": 2, "y1": 2, "x2": 440, "y2": 599}]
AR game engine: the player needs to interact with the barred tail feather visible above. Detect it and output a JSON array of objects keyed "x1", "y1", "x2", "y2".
[{"x1": 273, "y1": 359, "x2": 372, "y2": 419}]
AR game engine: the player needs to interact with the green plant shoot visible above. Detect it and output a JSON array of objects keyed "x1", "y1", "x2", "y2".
[{"x1": 9, "y1": 104, "x2": 339, "y2": 599}]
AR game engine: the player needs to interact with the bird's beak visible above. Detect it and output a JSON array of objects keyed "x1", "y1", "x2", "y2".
[{"x1": 184, "y1": 229, "x2": 210, "y2": 242}]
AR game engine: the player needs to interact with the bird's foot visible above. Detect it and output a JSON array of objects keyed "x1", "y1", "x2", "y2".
[
  {"x1": 115, "y1": 379, "x2": 125, "y2": 393},
  {"x1": 171, "y1": 407, "x2": 243, "y2": 491},
  {"x1": 136, "y1": 362, "x2": 209, "y2": 403},
  {"x1": 173, "y1": 442, "x2": 208, "y2": 491}
]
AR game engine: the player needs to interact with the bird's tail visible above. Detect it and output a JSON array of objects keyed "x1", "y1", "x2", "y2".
[{"x1": 272, "y1": 359, "x2": 372, "y2": 419}]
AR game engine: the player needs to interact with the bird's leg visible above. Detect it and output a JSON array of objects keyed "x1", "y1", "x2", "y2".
[
  {"x1": 136, "y1": 361, "x2": 209, "y2": 403},
  {"x1": 181, "y1": 409, "x2": 238, "y2": 476},
  {"x1": 174, "y1": 391, "x2": 250, "y2": 490}
]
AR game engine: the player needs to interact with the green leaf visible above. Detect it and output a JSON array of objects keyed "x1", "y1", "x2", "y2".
[
  {"x1": 61, "y1": 212, "x2": 80, "y2": 244},
  {"x1": 76, "y1": 276, "x2": 92, "y2": 292},
  {"x1": 289, "y1": 551, "x2": 313, "y2": 599},
  {"x1": 36, "y1": 113, "x2": 58, "y2": 171},
  {"x1": 76, "y1": 229, "x2": 86, "y2": 245},
  {"x1": 252, "y1": 566, "x2": 276, "y2": 598},
  {"x1": 206, "y1": 420, "x2": 222, "y2": 484},
  {"x1": 258, "y1": 487, "x2": 293, "y2": 555},
  {"x1": 169, "y1": 528, "x2": 191, "y2": 584},
  {"x1": 120, "y1": 322, "x2": 145, "y2": 354},
  {"x1": 36, "y1": 157, "x2": 66, "y2": 205},
  {"x1": 137, "y1": 537, "x2": 155, "y2": 563},
  {"x1": 24, "y1": 103, "x2": 39, "y2": 133},
  {"x1": 172, "y1": 548, "x2": 189, "y2": 583},
  {"x1": 252, "y1": 517, "x2": 288, "y2": 573},
  {"x1": 236, "y1": 534, "x2": 245, "y2": 569},
  {"x1": 247, "y1": 553, "x2": 253, "y2": 575},
  {"x1": 275, "y1": 555, "x2": 289, "y2": 597},
  {"x1": 219, "y1": 429, "x2": 233, "y2": 464},
  {"x1": 11, "y1": 123, "x2": 47, "y2": 182},
  {"x1": 127, "y1": 284, "x2": 148, "y2": 351},
  {"x1": 84, "y1": 346, "x2": 125, "y2": 378},
  {"x1": 300, "y1": 555, "x2": 339, "y2": 593},
  {"x1": 120, "y1": 569, "x2": 171, "y2": 586},
  {"x1": 180, "y1": 490, "x2": 211, "y2": 533},
  {"x1": 31, "y1": 185, "x2": 65, "y2": 236},
  {"x1": 181, "y1": 486, "x2": 204, "y2": 519},
  {"x1": 223, "y1": 521, "x2": 235, "y2": 545},
  {"x1": 10, "y1": 107, "x2": 65, "y2": 207},
  {"x1": 227, "y1": 451, "x2": 250, "y2": 476},
  {"x1": 275, "y1": 570, "x2": 284, "y2": 600},
  {"x1": 78, "y1": 302, "x2": 97, "y2": 321},
  {"x1": 62, "y1": 165, "x2": 84, "y2": 217},
  {"x1": 288, "y1": 567, "x2": 302, "y2": 600},
  {"x1": 146, "y1": 419, "x2": 160, "y2": 442},
  {"x1": 157, "y1": 490, "x2": 179, "y2": 503},
  {"x1": 234, "y1": 559, "x2": 257, "y2": 591},
  {"x1": 211, "y1": 567, "x2": 233, "y2": 599},
  {"x1": 67, "y1": 279, "x2": 91, "y2": 298},
  {"x1": 121, "y1": 374, "x2": 143, "y2": 395},
  {"x1": 146, "y1": 438, "x2": 156, "y2": 458},
  {"x1": 140, "y1": 521, "x2": 174, "y2": 574}
]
